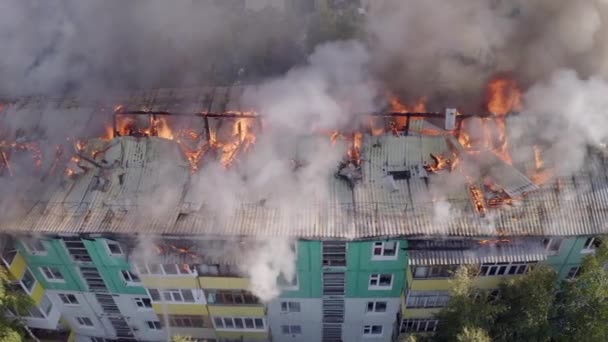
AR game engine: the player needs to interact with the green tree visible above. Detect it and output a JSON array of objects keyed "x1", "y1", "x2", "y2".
[
  {"x1": 0, "y1": 271, "x2": 36, "y2": 342},
  {"x1": 457, "y1": 326, "x2": 492, "y2": 342},
  {"x1": 558, "y1": 241, "x2": 608, "y2": 342},
  {"x1": 434, "y1": 266, "x2": 503, "y2": 341},
  {"x1": 491, "y1": 265, "x2": 558, "y2": 342}
]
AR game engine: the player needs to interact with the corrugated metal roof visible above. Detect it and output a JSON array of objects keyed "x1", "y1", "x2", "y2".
[
  {"x1": 4, "y1": 90, "x2": 608, "y2": 239},
  {"x1": 408, "y1": 241, "x2": 547, "y2": 265}
]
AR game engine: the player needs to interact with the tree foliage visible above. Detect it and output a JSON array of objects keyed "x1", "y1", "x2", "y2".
[
  {"x1": 433, "y1": 238, "x2": 608, "y2": 342},
  {"x1": 0, "y1": 271, "x2": 35, "y2": 342}
]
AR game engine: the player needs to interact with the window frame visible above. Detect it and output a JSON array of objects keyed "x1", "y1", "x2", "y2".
[
  {"x1": 76, "y1": 316, "x2": 95, "y2": 328},
  {"x1": 20, "y1": 268, "x2": 37, "y2": 294},
  {"x1": 582, "y1": 237, "x2": 602, "y2": 254},
  {"x1": 134, "y1": 297, "x2": 153, "y2": 310},
  {"x1": 362, "y1": 324, "x2": 384, "y2": 337},
  {"x1": 39, "y1": 266, "x2": 65, "y2": 283},
  {"x1": 58, "y1": 293, "x2": 79, "y2": 306},
  {"x1": 146, "y1": 320, "x2": 162, "y2": 330},
  {"x1": 478, "y1": 262, "x2": 534, "y2": 277},
  {"x1": 281, "y1": 324, "x2": 302, "y2": 334},
  {"x1": 566, "y1": 266, "x2": 581, "y2": 279},
  {"x1": 368, "y1": 273, "x2": 393, "y2": 290},
  {"x1": 543, "y1": 238, "x2": 563, "y2": 255},
  {"x1": 365, "y1": 300, "x2": 388, "y2": 313},
  {"x1": 400, "y1": 318, "x2": 439, "y2": 333},
  {"x1": 372, "y1": 241, "x2": 399, "y2": 260},
  {"x1": 280, "y1": 301, "x2": 301, "y2": 313},
  {"x1": 147, "y1": 288, "x2": 199, "y2": 304},
  {"x1": 134, "y1": 263, "x2": 197, "y2": 277},
  {"x1": 277, "y1": 273, "x2": 299, "y2": 291},
  {"x1": 120, "y1": 270, "x2": 141, "y2": 286},
  {"x1": 212, "y1": 316, "x2": 266, "y2": 331},
  {"x1": 21, "y1": 238, "x2": 48, "y2": 256},
  {"x1": 405, "y1": 291, "x2": 451, "y2": 309},
  {"x1": 104, "y1": 240, "x2": 124, "y2": 256}
]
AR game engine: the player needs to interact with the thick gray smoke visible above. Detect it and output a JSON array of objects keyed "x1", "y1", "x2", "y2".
[{"x1": 3, "y1": 0, "x2": 608, "y2": 301}]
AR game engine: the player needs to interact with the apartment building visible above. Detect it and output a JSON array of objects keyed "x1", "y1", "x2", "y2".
[{"x1": 1, "y1": 87, "x2": 607, "y2": 341}]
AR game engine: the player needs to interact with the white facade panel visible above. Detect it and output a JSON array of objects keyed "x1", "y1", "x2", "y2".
[
  {"x1": 342, "y1": 298, "x2": 401, "y2": 342},
  {"x1": 267, "y1": 298, "x2": 322, "y2": 342}
]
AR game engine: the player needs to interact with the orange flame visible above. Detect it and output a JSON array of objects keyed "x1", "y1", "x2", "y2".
[
  {"x1": 486, "y1": 76, "x2": 522, "y2": 116},
  {"x1": 424, "y1": 153, "x2": 453, "y2": 173}
]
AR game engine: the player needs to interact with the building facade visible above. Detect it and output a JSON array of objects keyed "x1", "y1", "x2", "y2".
[{"x1": 0, "y1": 234, "x2": 602, "y2": 342}]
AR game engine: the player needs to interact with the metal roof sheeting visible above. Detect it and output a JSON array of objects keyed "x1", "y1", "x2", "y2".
[{"x1": 408, "y1": 242, "x2": 547, "y2": 265}]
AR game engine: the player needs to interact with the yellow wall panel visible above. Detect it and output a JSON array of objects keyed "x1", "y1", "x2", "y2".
[
  {"x1": 30, "y1": 283, "x2": 45, "y2": 305},
  {"x1": 198, "y1": 277, "x2": 249, "y2": 290},
  {"x1": 207, "y1": 305, "x2": 265, "y2": 317},
  {"x1": 215, "y1": 331, "x2": 269, "y2": 340},
  {"x1": 152, "y1": 303, "x2": 209, "y2": 316},
  {"x1": 9, "y1": 253, "x2": 27, "y2": 280},
  {"x1": 142, "y1": 276, "x2": 198, "y2": 289},
  {"x1": 409, "y1": 279, "x2": 451, "y2": 291}
]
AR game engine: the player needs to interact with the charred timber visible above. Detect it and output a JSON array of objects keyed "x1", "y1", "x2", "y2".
[{"x1": 115, "y1": 110, "x2": 259, "y2": 119}]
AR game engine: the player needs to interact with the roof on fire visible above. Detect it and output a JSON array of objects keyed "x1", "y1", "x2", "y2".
[{"x1": 3, "y1": 87, "x2": 608, "y2": 239}]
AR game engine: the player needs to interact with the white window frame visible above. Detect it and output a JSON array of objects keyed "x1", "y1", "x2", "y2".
[
  {"x1": 405, "y1": 291, "x2": 451, "y2": 309},
  {"x1": 280, "y1": 301, "x2": 301, "y2": 313},
  {"x1": 566, "y1": 266, "x2": 581, "y2": 279},
  {"x1": 372, "y1": 241, "x2": 399, "y2": 260},
  {"x1": 582, "y1": 237, "x2": 601, "y2": 254},
  {"x1": 281, "y1": 324, "x2": 302, "y2": 334},
  {"x1": 20, "y1": 268, "x2": 37, "y2": 294},
  {"x1": 21, "y1": 238, "x2": 47, "y2": 256},
  {"x1": 146, "y1": 320, "x2": 162, "y2": 330},
  {"x1": 478, "y1": 262, "x2": 534, "y2": 276},
  {"x1": 212, "y1": 316, "x2": 266, "y2": 331},
  {"x1": 120, "y1": 270, "x2": 141, "y2": 286},
  {"x1": 58, "y1": 293, "x2": 79, "y2": 306},
  {"x1": 368, "y1": 273, "x2": 393, "y2": 290},
  {"x1": 39, "y1": 266, "x2": 65, "y2": 283},
  {"x1": 147, "y1": 288, "x2": 201, "y2": 304},
  {"x1": 134, "y1": 297, "x2": 153, "y2": 310},
  {"x1": 76, "y1": 316, "x2": 95, "y2": 328},
  {"x1": 400, "y1": 319, "x2": 439, "y2": 333},
  {"x1": 104, "y1": 240, "x2": 124, "y2": 256},
  {"x1": 362, "y1": 324, "x2": 383, "y2": 337},
  {"x1": 544, "y1": 238, "x2": 563, "y2": 255},
  {"x1": 134, "y1": 263, "x2": 197, "y2": 277},
  {"x1": 365, "y1": 300, "x2": 388, "y2": 313}
]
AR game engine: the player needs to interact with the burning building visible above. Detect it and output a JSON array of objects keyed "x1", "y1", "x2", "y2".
[{"x1": 0, "y1": 84, "x2": 606, "y2": 342}]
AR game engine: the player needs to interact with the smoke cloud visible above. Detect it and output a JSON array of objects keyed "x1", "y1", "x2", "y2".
[{"x1": 3, "y1": 0, "x2": 608, "y2": 301}]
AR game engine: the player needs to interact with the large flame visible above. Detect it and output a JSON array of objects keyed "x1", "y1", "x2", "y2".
[{"x1": 486, "y1": 76, "x2": 522, "y2": 116}]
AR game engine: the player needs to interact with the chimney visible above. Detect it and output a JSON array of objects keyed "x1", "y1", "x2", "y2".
[{"x1": 445, "y1": 108, "x2": 457, "y2": 131}]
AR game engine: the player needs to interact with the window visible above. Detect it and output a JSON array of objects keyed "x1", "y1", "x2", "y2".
[
  {"x1": 134, "y1": 297, "x2": 152, "y2": 309},
  {"x1": 406, "y1": 291, "x2": 450, "y2": 309},
  {"x1": 281, "y1": 325, "x2": 302, "y2": 334},
  {"x1": 91, "y1": 338, "x2": 111, "y2": 342},
  {"x1": 478, "y1": 262, "x2": 535, "y2": 276},
  {"x1": 148, "y1": 289, "x2": 197, "y2": 303},
  {"x1": 366, "y1": 301, "x2": 387, "y2": 313},
  {"x1": 400, "y1": 319, "x2": 439, "y2": 333},
  {"x1": 566, "y1": 266, "x2": 581, "y2": 279},
  {"x1": 196, "y1": 263, "x2": 239, "y2": 276},
  {"x1": 134, "y1": 263, "x2": 196, "y2": 276},
  {"x1": 59, "y1": 293, "x2": 79, "y2": 305},
  {"x1": 40, "y1": 295, "x2": 53, "y2": 316},
  {"x1": 120, "y1": 270, "x2": 140, "y2": 284},
  {"x1": 280, "y1": 301, "x2": 301, "y2": 312},
  {"x1": 372, "y1": 241, "x2": 398, "y2": 259},
  {"x1": 40, "y1": 266, "x2": 64, "y2": 282},
  {"x1": 22, "y1": 238, "x2": 47, "y2": 255},
  {"x1": 543, "y1": 238, "x2": 563, "y2": 255},
  {"x1": 278, "y1": 274, "x2": 299, "y2": 290},
  {"x1": 582, "y1": 237, "x2": 602, "y2": 254},
  {"x1": 76, "y1": 316, "x2": 94, "y2": 327},
  {"x1": 24, "y1": 305, "x2": 45, "y2": 319},
  {"x1": 213, "y1": 316, "x2": 266, "y2": 331},
  {"x1": 412, "y1": 265, "x2": 458, "y2": 279},
  {"x1": 206, "y1": 290, "x2": 259, "y2": 305},
  {"x1": 146, "y1": 321, "x2": 162, "y2": 330},
  {"x1": 166, "y1": 315, "x2": 205, "y2": 328},
  {"x1": 105, "y1": 240, "x2": 123, "y2": 256},
  {"x1": 21, "y1": 268, "x2": 36, "y2": 293},
  {"x1": 363, "y1": 325, "x2": 383, "y2": 336},
  {"x1": 1, "y1": 245, "x2": 17, "y2": 267},
  {"x1": 368, "y1": 274, "x2": 393, "y2": 290}
]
